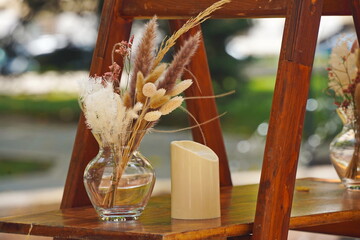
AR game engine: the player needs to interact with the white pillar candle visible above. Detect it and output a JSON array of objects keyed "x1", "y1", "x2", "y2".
[{"x1": 171, "y1": 140, "x2": 221, "y2": 219}]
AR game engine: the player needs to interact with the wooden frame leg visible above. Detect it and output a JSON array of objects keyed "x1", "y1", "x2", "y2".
[
  {"x1": 168, "y1": 20, "x2": 232, "y2": 187},
  {"x1": 60, "y1": 0, "x2": 133, "y2": 209},
  {"x1": 252, "y1": 0, "x2": 324, "y2": 239},
  {"x1": 352, "y1": 0, "x2": 360, "y2": 40}
]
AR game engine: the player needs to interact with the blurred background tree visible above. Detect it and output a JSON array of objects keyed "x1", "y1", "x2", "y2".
[{"x1": 0, "y1": 0, "x2": 355, "y2": 168}]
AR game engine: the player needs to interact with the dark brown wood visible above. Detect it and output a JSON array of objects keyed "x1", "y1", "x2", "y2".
[
  {"x1": 352, "y1": 0, "x2": 360, "y2": 41},
  {"x1": 298, "y1": 220, "x2": 360, "y2": 237},
  {"x1": 118, "y1": 0, "x2": 351, "y2": 19},
  {"x1": 228, "y1": 236, "x2": 251, "y2": 240},
  {"x1": 1, "y1": 179, "x2": 360, "y2": 239},
  {"x1": 252, "y1": 0, "x2": 324, "y2": 239},
  {"x1": 169, "y1": 21, "x2": 232, "y2": 187},
  {"x1": 60, "y1": 0, "x2": 133, "y2": 209}
]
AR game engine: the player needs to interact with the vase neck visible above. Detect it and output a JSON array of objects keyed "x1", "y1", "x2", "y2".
[
  {"x1": 99, "y1": 145, "x2": 138, "y2": 156},
  {"x1": 92, "y1": 134, "x2": 130, "y2": 151}
]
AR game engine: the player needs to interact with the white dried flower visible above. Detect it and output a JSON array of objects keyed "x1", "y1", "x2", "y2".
[
  {"x1": 116, "y1": 94, "x2": 126, "y2": 120},
  {"x1": 144, "y1": 111, "x2": 162, "y2": 121},
  {"x1": 142, "y1": 83, "x2": 157, "y2": 97},
  {"x1": 128, "y1": 110, "x2": 139, "y2": 119},
  {"x1": 159, "y1": 96, "x2": 184, "y2": 115},
  {"x1": 118, "y1": 102, "x2": 143, "y2": 142},
  {"x1": 78, "y1": 77, "x2": 103, "y2": 102},
  {"x1": 112, "y1": 98, "x2": 127, "y2": 144},
  {"x1": 128, "y1": 108, "x2": 139, "y2": 119},
  {"x1": 168, "y1": 79, "x2": 193, "y2": 96},
  {"x1": 133, "y1": 102, "x2": 143, "y2": 112},
  {"x1": 83, "y1": 83, "x2": 118, "y2": 144},
  {"x1": 128, "y1": 102, "x2": 143, "y2": 119}
]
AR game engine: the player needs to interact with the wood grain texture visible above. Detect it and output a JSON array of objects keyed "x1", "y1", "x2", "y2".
[
  {"x1": 1, "y1": 179, "x2": 360, "y2": 239},
  {"x1": 252, "y1": 0, "x2": 324, "y2": 239},
  {"x1": 169, "y1": 21, "x2": 232, "y2": 187},
  {"x1": 60, "y1": 0, "x2": 132, "y2": 209},
  {"x1": 298, "y1": 219, "x2": 360, "y2": 237},
  {"x1": 118, "y1": 0, "x2": 351, "y2": 19},
  {"x1": 352, "y1": 0, "x2": 360, "y2": 41}
]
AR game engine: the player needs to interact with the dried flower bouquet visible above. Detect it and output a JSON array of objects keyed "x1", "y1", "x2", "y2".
[
  {"x1": 328, "y1": 39, "x2": 360, "y2": 180},
  {"x1": 79, "y1": 0, "x2": 231, "y2": 208}
]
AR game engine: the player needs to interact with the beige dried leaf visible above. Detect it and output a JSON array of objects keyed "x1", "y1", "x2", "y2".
[
  {"x1": 143, "y1": 82, "x2": 157, "y2": 97},
  {"x1": 168, "y1": 79, "x2": 193, "y2": 96},
  {"x1": 136, "y1": 71, "x2": 146, "y2": 103},
  {"x1": 149, "y1": 88, "x2": 166, "y2": 104},
  {"x1": 145, "y1": 63, "x2": 167, "y2": 83},
  {"x1": 144, "y1": 110, "x2": 162, "y2": 121},
  {"x1": 123, "y1": 92, "x2": 132, "y2": 109},
  {"x1": 150, "y1": 95, "x2": 170, "y2": 109},
  {"x1": 160, "y1": 96, "x2": 184, "y2": 115}
]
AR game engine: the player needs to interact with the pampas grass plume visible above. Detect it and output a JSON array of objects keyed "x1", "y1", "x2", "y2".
[
  {"x1": 157, "y1": 32, "x2": 200, "y2": 92},
  {"x1": 160, "y1": 96, "x2": 184, "y2": 115},
  {"x1": 78, "y1": 77, "x2": 103, "y2": 101},
  {"x1": 144, "y1": 111, "x2": 162, "y2": 122},
  {"x1": 143, "y1": 83, "x2": 157, "y2": 97},
  {"x1": 83, "y1": 83, "x2": 118, "y2": 143},
  {"x1": 129, "y1": 16, "x2": 158, "y2": 104},
  {"x1": 168, "y1": 79, "x2": 193, "y2": 96}
]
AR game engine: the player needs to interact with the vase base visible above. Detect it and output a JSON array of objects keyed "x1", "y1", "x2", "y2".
[
  {"x1": 97, "y1": 207, "x2": 144, "y2": 221},
  {"x1": 342, "y1": 178, "x2": 360, "y2": 191},
  {"x1": 100, "y1": 215, "x2": 139, "y2": 221}
]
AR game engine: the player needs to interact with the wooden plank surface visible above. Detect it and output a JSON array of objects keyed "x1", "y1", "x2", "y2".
[
  {"x1": 169, "y1": 21, "x2": 232, "y2": 187},
  {"x1": 1, "y1": 179, "x2": 360, "y2": 240},
  {"x1": 119, "y1": 0, "x2": 351, "y2": 19},
  {"x1": 252, "y1": 0, "x2": 323, "y2": 239}
]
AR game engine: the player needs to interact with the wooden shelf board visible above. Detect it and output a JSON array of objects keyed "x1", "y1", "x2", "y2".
[
  {"x1": 0, "y1": 178, "x2": 359, "y2": 240},
  {"x1": 119, "y1": 0, "x2": 351, "y2": 19}
]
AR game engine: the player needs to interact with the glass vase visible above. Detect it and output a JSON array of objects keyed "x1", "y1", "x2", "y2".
[
  {"x1": 83, "y1": 136, "x2": 156, "y2": 221},
  {"x1": 330, "y1": 122, "x2": 360, "y2": 190}
]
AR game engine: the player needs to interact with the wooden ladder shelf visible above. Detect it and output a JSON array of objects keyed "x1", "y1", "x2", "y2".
[{"x1": 1, "y1": 0, "x2": 360, "y2": 239}]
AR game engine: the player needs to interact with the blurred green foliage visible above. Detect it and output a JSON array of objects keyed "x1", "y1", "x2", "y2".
[
  {"x1": 0, "y1": 93, "x2": 80, "y2": 122},
  {"x1": 0, "y1": 158, "x2": 53, "y2": 177},
  {"x1": 202, "y1": 19, "x2": 253, "y2": 89},
  {"x1": 218, "y1": 69, "x2": 337, "y2": 138},
  {"x1": 0, "y1": 69, "x2": 337, "y2": 140}
]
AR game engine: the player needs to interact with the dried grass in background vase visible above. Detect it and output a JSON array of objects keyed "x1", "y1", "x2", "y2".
[{"x1": 328, "y1": 38, "x2": 360, "y2": 190}]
